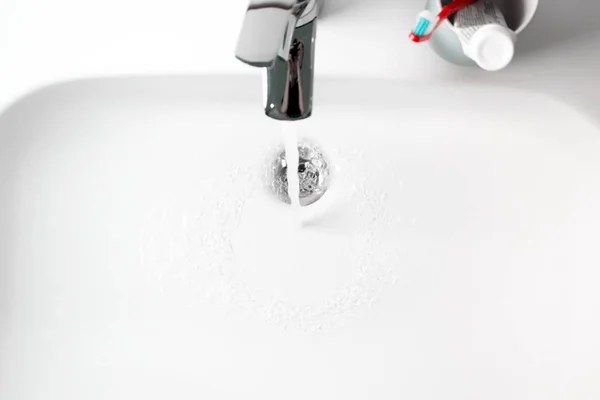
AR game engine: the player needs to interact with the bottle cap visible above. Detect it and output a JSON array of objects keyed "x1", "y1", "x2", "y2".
[{"x1": 465, "y1": 24, "x2": 516, "y2": 72}]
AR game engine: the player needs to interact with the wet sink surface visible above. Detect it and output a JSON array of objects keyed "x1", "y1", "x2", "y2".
[{"x1": 1, "y1": 76, "x2": 600, "y2": 399}]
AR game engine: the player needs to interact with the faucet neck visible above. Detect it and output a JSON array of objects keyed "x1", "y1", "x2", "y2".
[
  {"x1": 236, "y1": 0, "x2": 321, "y2": 121},
  {"x1": 265, "y1": 20, "x2": 317, "y2": 121}
]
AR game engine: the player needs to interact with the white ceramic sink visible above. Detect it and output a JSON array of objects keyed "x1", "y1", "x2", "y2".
[{"x1": 1, "y1": 76, "x2": 600, "y2": 399}]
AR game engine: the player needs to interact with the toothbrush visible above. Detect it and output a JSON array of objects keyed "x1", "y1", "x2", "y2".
[
  {"x1": 409, "y1": 0, "x2": 479, "y2": 43},
  {"x1": 410, "y1": 10, "x2": 439, "y2": 41}
]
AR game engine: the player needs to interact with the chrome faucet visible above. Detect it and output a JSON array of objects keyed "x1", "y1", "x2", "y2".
[{"x1": 235, "y1": 0, "x2": 321, "y2": 121}]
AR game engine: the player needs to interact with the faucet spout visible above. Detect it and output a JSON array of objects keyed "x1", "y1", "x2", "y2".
[{"x1": 235, "y1": 0, "x2": 320, "y2": 121}]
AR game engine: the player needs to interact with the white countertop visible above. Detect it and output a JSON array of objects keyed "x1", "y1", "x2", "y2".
[{"x1": 1, "y1": 0, "x2": 599, "y2": 119}]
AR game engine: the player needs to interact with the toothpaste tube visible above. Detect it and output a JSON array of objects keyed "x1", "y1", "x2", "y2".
[{"x1": 453, "y1": 0, "x2": 516, "y2": 71}]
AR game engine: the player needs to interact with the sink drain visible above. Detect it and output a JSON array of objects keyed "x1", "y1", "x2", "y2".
[{"x1": 267, "y1": 141, "x2": 331, "y2": 206}]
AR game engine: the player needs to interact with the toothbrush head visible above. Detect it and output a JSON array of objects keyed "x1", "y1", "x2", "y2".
[
  {"x1": 409, "y1": 0, "x2": 480, "y2": 43},
  {"x1": 409, "y1": 10, "x2": 438, "y2": 42}
]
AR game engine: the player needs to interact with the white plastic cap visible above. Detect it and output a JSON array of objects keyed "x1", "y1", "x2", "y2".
[{"x1": 464, "y1": 24, "x2": 516, "y2": 72}]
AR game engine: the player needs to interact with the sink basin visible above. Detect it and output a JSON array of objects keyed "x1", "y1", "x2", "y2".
[{"x1": 2, "y1": 76, "x2": 600, "y2": 399}]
